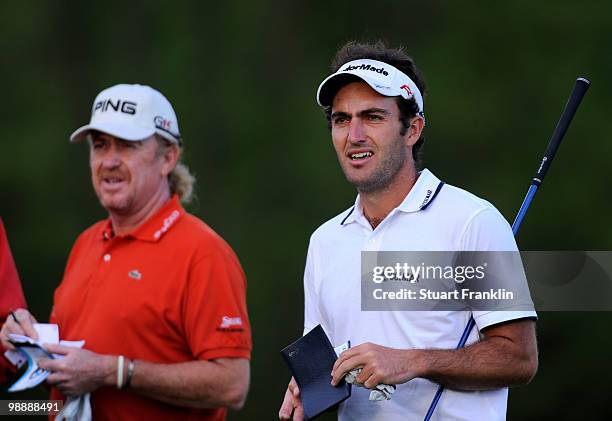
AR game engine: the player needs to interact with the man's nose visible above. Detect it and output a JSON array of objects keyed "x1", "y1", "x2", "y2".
[
  {"x1": 347, "y1": 119, "x2": 366, "y2": 143},
  {"x1": 101, "y1": 148, "x2": 121, "y2": 169}
]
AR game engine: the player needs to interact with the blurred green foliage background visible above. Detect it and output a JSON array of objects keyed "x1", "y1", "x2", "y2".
[{"x1": 1, "y1": 1, "x2": 611, "y2": 419}]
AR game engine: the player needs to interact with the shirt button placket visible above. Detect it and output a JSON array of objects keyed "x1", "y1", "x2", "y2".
[{"x1": 364, "y1": 234, "x2": 378, "y2": 251}]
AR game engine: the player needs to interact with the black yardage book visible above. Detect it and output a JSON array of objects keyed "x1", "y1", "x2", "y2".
[{"x1": 280, "y1": 324, "x2": 351, "y2": 420}]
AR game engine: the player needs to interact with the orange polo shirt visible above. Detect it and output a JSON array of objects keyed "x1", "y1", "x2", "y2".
[{"x1": 50, "y1": 196, "x2": 251, "y2": 421}]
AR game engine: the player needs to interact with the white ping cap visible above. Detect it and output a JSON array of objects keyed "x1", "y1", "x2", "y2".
[
  {"x1": 316, "y1": 59, "x2": 424, "y2": 117},
  {"x1": 70, "y1": 84, "x2": 181, "y2": 145}
]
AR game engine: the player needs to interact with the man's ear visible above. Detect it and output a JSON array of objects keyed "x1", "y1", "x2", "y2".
[
  {"x1": 161, "y1": 144, "x2": 180, "y2": 177},
  {"x1": 404, "y1": 116, "x2": 425, "y2": 147}
]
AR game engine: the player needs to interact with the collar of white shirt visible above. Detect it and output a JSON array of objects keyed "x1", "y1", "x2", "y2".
[{"x1": 341, "y1": 168, "x2": 444, "y2": 226}]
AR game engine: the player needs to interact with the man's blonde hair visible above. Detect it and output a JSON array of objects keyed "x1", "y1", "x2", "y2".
[{"x1": 155, "y1": 136, "x2": 196, "y2": 204}]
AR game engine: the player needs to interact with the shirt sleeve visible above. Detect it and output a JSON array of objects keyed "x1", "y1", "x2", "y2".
[
  {"x1": 459, "y1": 206, "x2": 517, "y2": 251},
  {"x1": 0, "y1": 219, "x2": 27, "y2": 316},
  {"x1": 459, "y1": 207, "x2": 538, "y2": 330},
  {"x1": 0, "y1": 218, "x2": 27, "y2": 384},
  {"x1": 182, "y1": 247, "x2": 252, "y2": 361},
  {"x1": 303, "y1": 235, "x2": 327, "y2": 336}
]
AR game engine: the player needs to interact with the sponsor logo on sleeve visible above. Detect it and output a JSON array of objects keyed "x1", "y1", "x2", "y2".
[{"x1": 217, "y1": 316, "x2": 244, "y2": 332}]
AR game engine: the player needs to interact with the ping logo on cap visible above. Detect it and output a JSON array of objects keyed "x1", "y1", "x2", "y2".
[
  {"x1": 93, "y1": 98, "x2": 137, "y2": 115},
  {"x1": 342, "y1": 63, "x2": 389, "y2": 76}
]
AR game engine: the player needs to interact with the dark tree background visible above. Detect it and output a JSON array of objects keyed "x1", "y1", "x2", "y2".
[{"x1": 1, "y1": 1, "x2": 611, "y2": 419}]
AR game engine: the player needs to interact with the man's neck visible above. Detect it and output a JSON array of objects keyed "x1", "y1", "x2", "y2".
[
  {"x1": 360, "y1": 165, "x2": 419, "y2": 229},
  {"x1": 109, "y1": 188, "x2": 171, "y2": 236}
]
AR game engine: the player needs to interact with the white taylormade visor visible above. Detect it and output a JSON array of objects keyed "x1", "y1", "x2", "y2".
[
  {"x1": 70, "y1": 84, "x2": 182, "y2": 145},
  {"x1": 316, "y1": 59, "x2": 424, "y2": 117}
]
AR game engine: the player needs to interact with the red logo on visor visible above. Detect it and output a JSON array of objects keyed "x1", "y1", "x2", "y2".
[{"x1": 400, "y1": 84, "x2": 413, "y2": 97}]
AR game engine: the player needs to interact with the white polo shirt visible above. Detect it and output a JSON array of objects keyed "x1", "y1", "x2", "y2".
[{"x1": 303, "y1": 168, "x2": 536, "y2": 421}]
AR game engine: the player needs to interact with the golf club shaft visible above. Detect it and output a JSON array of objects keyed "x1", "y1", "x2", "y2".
[{"x1": 423, "y1": 77, "x2": 590, "y2": 421}]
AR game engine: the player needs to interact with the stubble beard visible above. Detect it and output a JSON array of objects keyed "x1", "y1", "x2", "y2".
[
  {"x1": 343, "y1": 139, "x2": 407, "y2": 193},
  {"x1": 94, "y1": 185, "x2": 133, "y2": 216}
]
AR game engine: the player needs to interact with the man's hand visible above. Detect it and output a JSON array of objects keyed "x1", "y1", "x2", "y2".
[
  {"x1": 330, "y1": 320, "x2": 537, "y2": 392},
  {"x1": 38, "y1": 344, "x2": 115, "y2": 396},
  {"x1": 279, "y1": 377, "x2": 304, "y2": 420},
  {"x1": 0, "y1": 308, "x2": 38, "y2": 351},
  {"x1": 331, "y1": 343, "x2": 420, "y2": 389}
]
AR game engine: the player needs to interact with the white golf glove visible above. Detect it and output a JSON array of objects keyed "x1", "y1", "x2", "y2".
[{"x1": 344, "y1": 368, "x2": 397, "y2": 401}]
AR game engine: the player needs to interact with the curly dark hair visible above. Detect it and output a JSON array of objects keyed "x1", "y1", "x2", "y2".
[{"x1": 323, "y1": 40, "x2": 427, "y2": 165}]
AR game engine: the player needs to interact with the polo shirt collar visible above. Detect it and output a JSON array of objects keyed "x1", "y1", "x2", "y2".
[
  {"x1": 100, "y1": 195, "x2": 185, "y2": 242},
  {"x1": 341, "y1": 168, "x2": 443, "y2": 226},
  {"x1": 396, "y1": 168, "x2": 443, "y2": 213}
]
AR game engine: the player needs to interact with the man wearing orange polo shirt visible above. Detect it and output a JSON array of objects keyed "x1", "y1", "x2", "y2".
[{"x1": 0, "y1": 84, "x2": 251, "y2": 420}]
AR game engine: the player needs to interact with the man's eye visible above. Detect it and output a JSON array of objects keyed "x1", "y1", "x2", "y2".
[
  {"x1": 92, "y1": 142, "x2": 104, "y2": 149},
  {"x1": 334, "y1": 116, "x2": 348, "y2": 124},
  {"x1": 367, "y1": 114, "x2": 383, "y2": 121}
]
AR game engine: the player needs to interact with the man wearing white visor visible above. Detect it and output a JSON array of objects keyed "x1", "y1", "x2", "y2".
[
  {"x1": 2, "y1": 84, "x2": 252, "y2": 420},
  {"x1": 279, "y1": 42, "x2": 537, "y2": 420}
]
